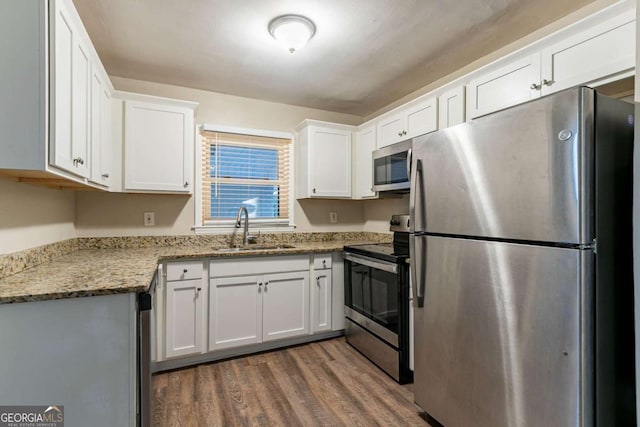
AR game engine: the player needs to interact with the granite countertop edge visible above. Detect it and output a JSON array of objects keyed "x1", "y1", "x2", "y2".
[{"x1": 0, "y1": 240, "x2": 372, "y2": 305}]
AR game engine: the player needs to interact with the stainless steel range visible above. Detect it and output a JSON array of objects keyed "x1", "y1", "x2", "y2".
[{"x1": 343, "y1": 214, "x2": 412, "y2": 384}]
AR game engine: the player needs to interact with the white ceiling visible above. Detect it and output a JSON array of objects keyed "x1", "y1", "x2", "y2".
[{"x1": 73, "y1": 0, "x2": 596, "y2": 116}]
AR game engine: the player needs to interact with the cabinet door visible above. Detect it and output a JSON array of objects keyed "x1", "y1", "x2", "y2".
[
  {"x1": 540, "y1": 10, "x2": 635, "y2": 95},
  {"x1": 90, "y1": 66, "x2": 111, "y2": 186},
  {"x1": 262, "y1": 271, "x2": 309, "y2": 341},
  {"x1": 51, "y1": 0, "x2": 90, "y2": 178},
  {"x1": 438, "y1": 86, "x2": 465, "y2": 129},
  {"x1": 377, "y1": 113, "x2": 405, "y2": 148},
  {"x1": 165, "y1": 279, "x2": 204, "y2": 358},
  {"x1": 309, "y1": 127, "x2": 351, "y2": 198},
  {"x1": 467, "y1": 54, "x2": 541, "y2": 119},
  {"x1": 209, "y1": 275, "x2": 262, "y2": 351},
  {"x1": 311, "y1": 270, "x2": 332, "y2": 333},
  {"x1": 353, "y1": 125, "x2": 377, "y2": 199},
  {"x1": 405, "y1": 97, "x2": 438, "y2": 139},
  {"x1": 124, "y1": 100, "x2": 194, "y2": 193}
]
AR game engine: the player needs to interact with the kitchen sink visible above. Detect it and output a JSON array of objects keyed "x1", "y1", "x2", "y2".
[{"x1": 215, "y1": 244, "x2": 296, "y2": 253}]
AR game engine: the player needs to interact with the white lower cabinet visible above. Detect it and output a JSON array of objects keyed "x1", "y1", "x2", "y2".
[
  {"x1": 311, "y1": 253, "x2": 332, "y2": 333},
  {"x1": 209, "y1": 255, "x2": 312, "y2": 352},
  {"x1": 311, "y1": 269, "x2": 332, "y2": 333},
  {"x1": 262, "y1": 271, "x2": 309, "y2": 341},
  {"x1": 157, "y1": 254, "x2": 338, "y2": 365},
  {"x1": 164, "y1": 261, "x2": 205, "y2": 359},
  {"x1": 209, "y1": 275, "x2": 262, "y2": 350}
]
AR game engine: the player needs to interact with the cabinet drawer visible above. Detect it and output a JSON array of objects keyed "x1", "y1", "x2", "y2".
[
  {"x1": 313, "y1": 253, "x2": 332, "y2": 270},
  {"x1": 166, "y1": 261, "x2": 204, "y2": 281},
  {"x1": 210, "y1": 255, "x2": 309, "y2": 278}
]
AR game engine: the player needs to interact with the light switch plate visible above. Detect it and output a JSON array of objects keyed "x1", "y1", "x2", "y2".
[{"x1": 329, "y1": 212, "x2": 338, "y2": 223}]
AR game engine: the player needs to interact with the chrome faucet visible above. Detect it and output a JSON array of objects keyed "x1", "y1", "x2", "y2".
[{"x1": 235, "y1": 207, "x2": 250, "y2": 245}]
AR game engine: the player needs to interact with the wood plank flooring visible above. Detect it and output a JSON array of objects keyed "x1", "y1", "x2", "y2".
[{"x1": 152, "y1": 337, "x2": 429, "y2": 426}]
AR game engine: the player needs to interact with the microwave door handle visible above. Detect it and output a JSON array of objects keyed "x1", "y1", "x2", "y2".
[{"x1": 409, "y1": 158, "x2": 422, "y2": 233}]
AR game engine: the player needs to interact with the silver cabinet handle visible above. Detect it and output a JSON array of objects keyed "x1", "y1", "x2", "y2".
[
  {"x1": 530, "y1": 83, "x2": 541, "y2": 90},
  {"x1": 542, "y1": 79, "x2": 554, "y2": 86}
]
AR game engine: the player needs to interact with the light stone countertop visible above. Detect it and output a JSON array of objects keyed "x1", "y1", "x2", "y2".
[{"x1": 0, "y1": 240, "x2": 376, "y2": 304}]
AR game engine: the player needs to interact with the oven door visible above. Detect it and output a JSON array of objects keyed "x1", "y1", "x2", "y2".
[{"x1": 344, "y1": 252, "x2": 399, "y2": 346}]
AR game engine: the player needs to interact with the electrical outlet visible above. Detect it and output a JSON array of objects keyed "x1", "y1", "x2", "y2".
[
  {"x1": 144, "y1": 212, "x2": 155, "y2": 226},
  {"x1": 329, "y1": 212, "x2": 338, "y2": 223}
]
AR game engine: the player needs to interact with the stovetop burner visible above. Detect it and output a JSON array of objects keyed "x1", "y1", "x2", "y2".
[{"x1": 344, "y1": 214, "x2": 410, "y2": 263}]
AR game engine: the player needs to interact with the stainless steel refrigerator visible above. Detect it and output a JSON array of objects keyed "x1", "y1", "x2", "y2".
[{"x1": 410, "y1": 87, "x2": 635, "y2": 426}]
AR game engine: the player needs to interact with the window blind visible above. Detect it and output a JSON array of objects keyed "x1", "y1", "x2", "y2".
[{"x1": 200, "y1": 130, "x2": 291, "y2": 223}]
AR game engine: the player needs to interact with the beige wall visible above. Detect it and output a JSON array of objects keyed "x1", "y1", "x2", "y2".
[
  {"x1": 0, "y1": 177, "x2": 75, "y2": 254},
  {"x1": 75, "y1": 77, "x2": 366, "y2": 237},
  {"x1": 363, "y1": 195, "x2": 410, "y2": 233}
]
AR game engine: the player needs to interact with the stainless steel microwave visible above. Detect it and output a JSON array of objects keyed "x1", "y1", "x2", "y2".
[{"x1": 372, "y1": 139, "x2": 412, "y2": 192}]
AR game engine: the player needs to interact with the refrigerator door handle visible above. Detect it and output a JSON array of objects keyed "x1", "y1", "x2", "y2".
[
  {"x1": 409, "y1": 234, "x2": 425, "y2": 307},
  {"x1": 406, "y1": 148, "x2": 412, "y2": 184},
  {"x1": 409, "y1": 158, "x2": 422, "y2": 233}
]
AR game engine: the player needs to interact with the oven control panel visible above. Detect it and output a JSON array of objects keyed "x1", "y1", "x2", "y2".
[{"x1": 389, "y1": 214, "x2": 410, "y2": 232}]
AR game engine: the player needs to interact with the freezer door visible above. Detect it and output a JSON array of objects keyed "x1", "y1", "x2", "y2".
[
  {"x1": 412, "y1": 87, "x2": 593, "y2": 244},
  {"x1": 413, "y1": 236, "x2": 592, "y2": 427}
]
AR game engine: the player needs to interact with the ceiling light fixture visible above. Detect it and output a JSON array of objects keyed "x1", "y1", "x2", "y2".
[{"x1": 268, "y1": 15, "x2": 316, "y2": 54}]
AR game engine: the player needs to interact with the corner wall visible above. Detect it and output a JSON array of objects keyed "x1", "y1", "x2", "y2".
[{"x1": 0, "y1": 177, "x2": 75, "y2": 254}]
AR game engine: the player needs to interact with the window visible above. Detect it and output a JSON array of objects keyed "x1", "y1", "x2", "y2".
[{"x1": 197, "y1": 127, "x2": 293, "y2": 230}]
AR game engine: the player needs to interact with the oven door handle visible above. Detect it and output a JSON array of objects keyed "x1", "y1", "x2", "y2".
[{"x1": 343, "y1": 253, "x2": 398, "y2": 274}]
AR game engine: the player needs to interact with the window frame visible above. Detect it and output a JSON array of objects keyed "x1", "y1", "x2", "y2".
[{"x1": 194, "y1": 124, "x2": 295, "y2": 234}]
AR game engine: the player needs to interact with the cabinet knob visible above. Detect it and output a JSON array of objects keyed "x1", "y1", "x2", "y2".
[
  {"x1": 184, "y1": 181, "x2": 189, "y2": 188},
  {"x1": 259, "y1": 282, "x2": 263, "y2": 287},
  {"x1": 530, "y1": 83, "x2": 541, "y2": 90},
  {"x1": 402, "y1": 130, "x2": 407, "y2": 135},
  {"x1": 183, "y1": 269, "x2": 188, "y2": 273},
  {"x1": 542, "y1": 79, "x2": 554, "y2": 86},
  {"x1": 397, "y1": 132, "x2": 403, "y2": 137},
  {"x1": 312, "y1": 188, "x2": 316, "y2": 194},
  {"x1": 101, "y1": 173, "x2": 110, "y2": 179},
  {"x1": 196, "y1": 287, "x2": 202, "y2": 291},
  {"x1": 316, "y1": 276, "x2": 320, "y2": 284}
]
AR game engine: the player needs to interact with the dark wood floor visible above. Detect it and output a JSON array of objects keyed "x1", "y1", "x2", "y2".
[{"x1": 152, "y1": 337, "x2": 429, "y2": 426}]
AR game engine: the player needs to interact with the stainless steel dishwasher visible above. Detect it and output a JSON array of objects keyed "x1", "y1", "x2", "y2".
[{"x1": 137, "y1": 270, "x2": 156, "y2": 427}]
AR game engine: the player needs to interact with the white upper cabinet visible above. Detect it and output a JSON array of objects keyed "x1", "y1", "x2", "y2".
[
  {"x1": 0, "y1": 0, "x2": 114, "y2": 188},
  {"x1": 467, "y1": 54, "x2": 542, "y2": 119},
  {"x1": 121, "y1": 95, "x2": 197, "y2": 193},
  {"x1": 377, "y1": 97, "x2": 438, "y2": 148},
  {"x1": 296, "y1": 120, "x2": 353, "y2": 199},
  {"x1": 468, "y1": 6, "x2": 635, "y2": 119},
  {"x1": 438, "y1": 86, "x2": 466, "y2": 129},
  {"x1": 353, "y1": 124, "x2": 377, "y2": 199},
  {"x1": 540, "y1": 9, "x2": 635, "y2": 95},
  {"x1": 90, "y1": 64, "x2": 112, "y2": 186},
  {"x1": 50, "y1": 0, "x2": 93, "y2": 179},
  {"x1": 377, "y1": 113, "x2": 405, "y2": 148}
]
